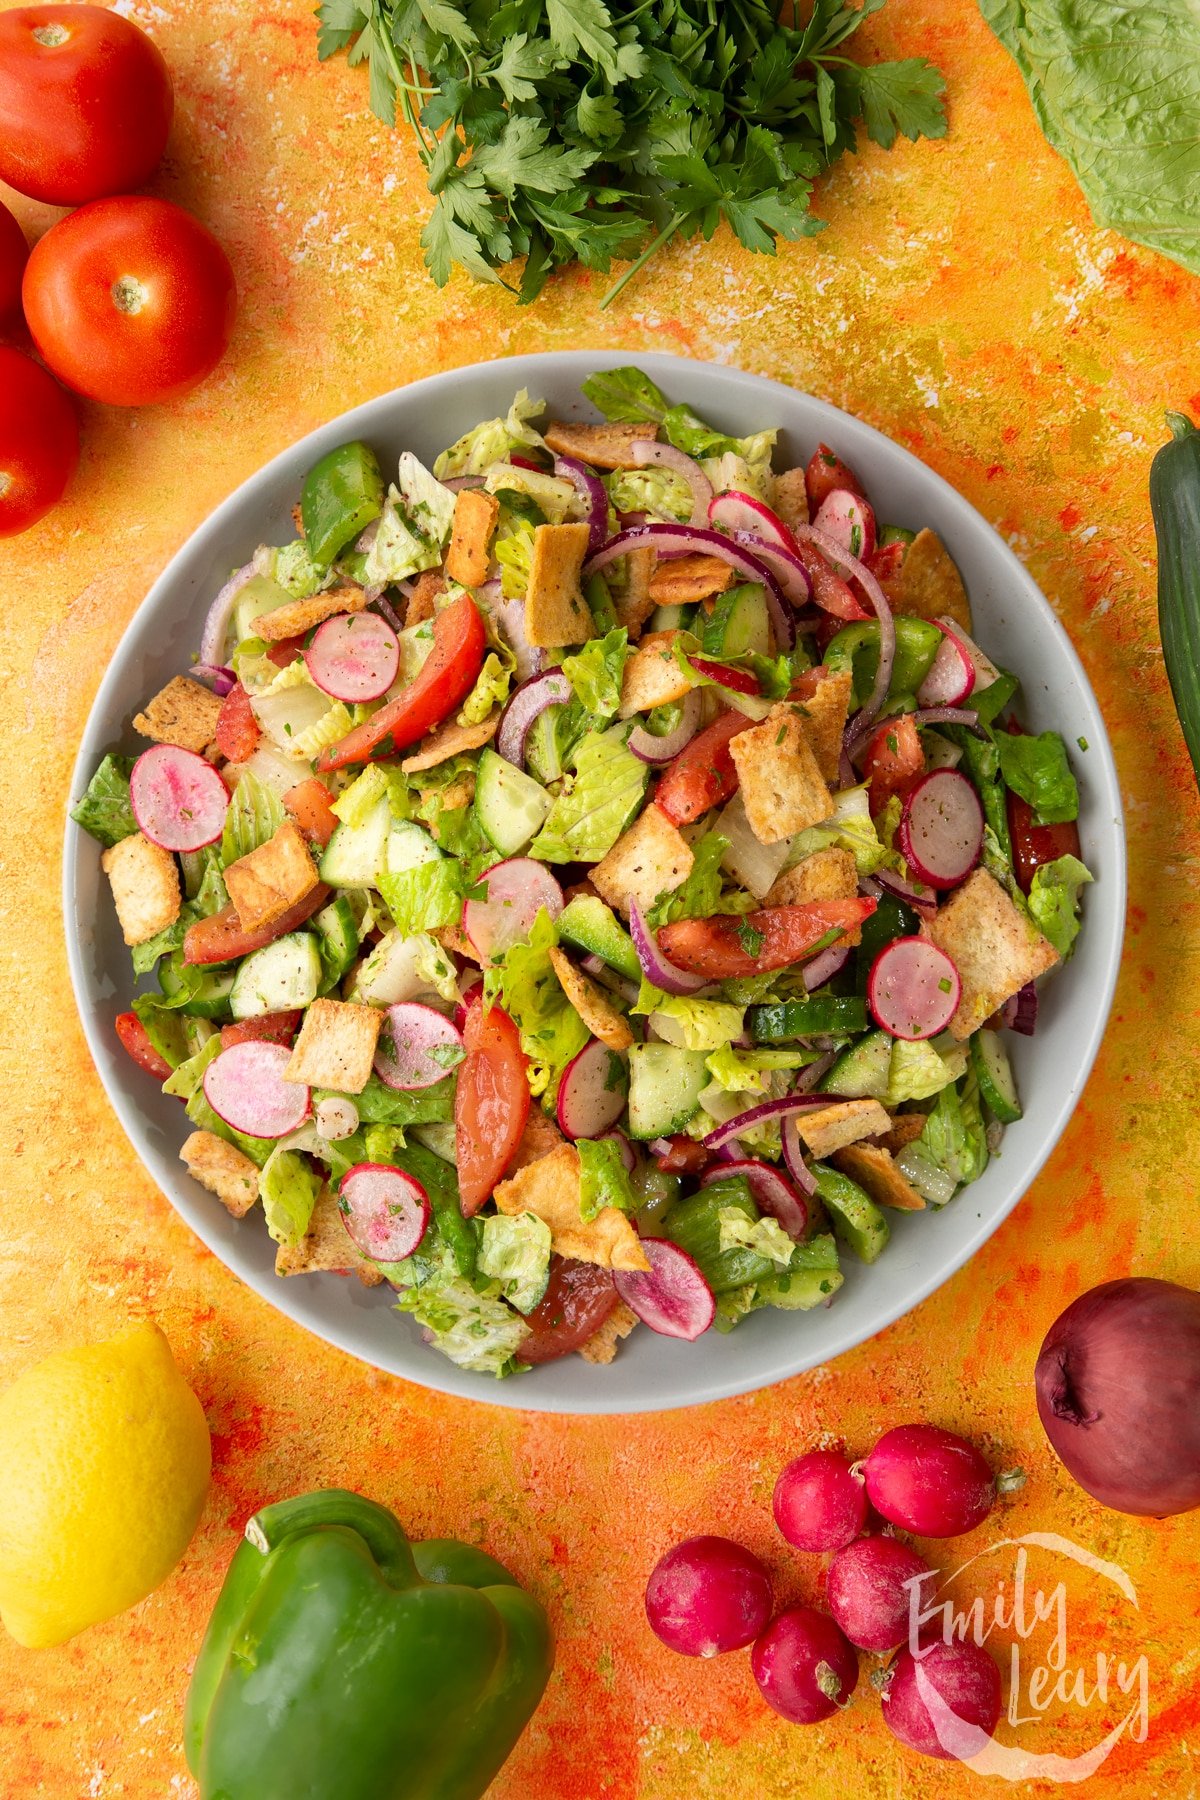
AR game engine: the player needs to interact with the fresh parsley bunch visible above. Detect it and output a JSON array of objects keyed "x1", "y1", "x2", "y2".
[{"x1": 316, "y1": 0, "x2": 946, "y2": 305}]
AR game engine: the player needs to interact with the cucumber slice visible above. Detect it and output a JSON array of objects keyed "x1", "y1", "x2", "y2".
[
  {"x1": 557, "y1": 894, "x2": 641, "y2": 982},
  {"x1": 970, "y1": 1028, "x2": 1022, "y2": 1123},
  {"x1": 699, "y1": 582, "x2": 770, "y2": 657},
  {"x1": 820, "y1": 1029, "x2": 892, "y2": 1099},
  {"x1": 647, "y1": 603, "x2": 694, "y2": 633},
  {"x1": 749, "y1": 995, "x2": 868, "y2": 1041},
  {"x1": 627, "y1": 1043, "x2": 709, "y2": 1139},
  {"x1": 755, "y1": 1262, "x2": 844, "y2": 1310},
  {"x1": 386, "y1": 819, "x2": 443, "y2": 875},
  {"x1": 229, "y1": 932, "x2": 323, "y2": 1019},
  {"x1": 160, "y1": 956, "x2": 236, "y2": 1021},
  {"x1": 474, "y1": 748, "x2": 552, "y2": 855},
  {"x1": 313, "y1": 895, "x2": 360, "y2": 988},
  {"x1": 878, "y1": 524, "x2": 916, "y2": 549},
  {"x1": 812, "y1": 1164, "x2": 891, "y2": 1263},
  {"x1": 319, "y1": 795, "x2": 391, "y2": 888},
  {"x1": 233, "y1": 573, "x2": 291, "y2": 645}
]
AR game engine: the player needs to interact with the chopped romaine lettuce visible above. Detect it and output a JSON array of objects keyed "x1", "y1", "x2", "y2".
[
  {"x1": 483, "y1": 909, "x2": 589, "y2": 1100},
  {"x1": 396, "y1": 452, "x2": 456, "y2": 547},
  {"x1": 717, "y1": 1206, "x2": 795, "y2": 1267},
  {"x1": 577, "y1": 1135, "x2": 637, "y2": 1222},
  {"x1": 648, "y1": 831, "x2": 755, "y2": 925},
  {"x1": 396, "y1": 1245, "x2": 528, "y2": 1376},
  {"x1": 377, "y1": 859, "x2": 467, "y2": 937},
  {"x1": 485, "y1": 464, "x2": 577, "y2": 523},
  {"x1": 433, "y1": 389, "x2": 545, "y2": 480},
  {"x1": 221, "y1": 769, "x2": 286, "y2": 866},
  {"x1": 458, "y1": 650, "x2": 512, "y2": 726},
  {"x1": 529, "y1": 724, "x2": 647, "y2": 864},
  {"x1": 885, "y1": 1035, "x2": 968, "y2": 1105},
  {"x1": 495, "y1": 516, "x2": 537, "y2": 599},
  {"x1": 71, "y1": 754, "x2": 137, "y2": 847},
  {"x1": 704, "y1": 1044, "x2": 812, "y2": 1094},
  {"x1": 995, "y1": 729, "x2": 1079, "y2": 825},
  {"x1": 561, "y1": 627, "x2": 628, "y2": 725},
  {"x1": 477, "y1": 1211, "x2": 552, "y2": 1313},
  {"x1": 364, "y1": 493, "x2": 441, "y2": 586},
  {"x1": 258, "y1": 540, "x2": 327, "y2": 599},
  {"x1": 1028, "y1": 853, "x2": 1093, "y2": 958},
  {"x1": 917, "y1": 1076, "x2": 989, "y2": 1191},
  {"x1": 325, "y1": 1071, "x2": 455, "y2": 1125},
  {"x1": 607, "y1": 466, "x2": 693, "y2": 522},
  {"x1": 636, "y1": 982, "x2": 745, "y2": 1053},
  {"x1": 259, "y1": 1145, "x2": 321, "y2": 1247},
  {"x1": 786, "y1": 784, "x2": 905, "y2": 877}
]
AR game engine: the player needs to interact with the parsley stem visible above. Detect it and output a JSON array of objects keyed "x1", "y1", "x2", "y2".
[{"x1": 599, "y1": 211, "x2": 686, "y2": 310}]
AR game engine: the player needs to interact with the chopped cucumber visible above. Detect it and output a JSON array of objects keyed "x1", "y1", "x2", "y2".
[
  {"x1": 319, "y1": 795, "x2": 391, "y2": 888},
  {"x1": 661, "y1": 1183, "x2": 779, "y2": 1292},
  {"x1": 647, "y1": 603, "x2": 694, "y2": 633},
  {"x1": 824, "y1": 615, "x2": 942, "y2": 709},
  {"x1": 233, "y1": 573, "x2": 291, "y2": 645},
  {"x1": 820, "y1": 1029, "x2": 893, "y2": 1099},
  {"x1": 386, "y1": 819, "x2": 443, "y2": 875},
  {"x1": 755, "y1": 1261, "x2": 844, "y2": 1310},
  {"x1": 474, "y1": 748, "x2": 552, "y2": 855},
  {"x1": 812, "y1": 1164, "x2": 891, "y2": 1263},
  {"x1": 878, "y1": 524, "x2": 916, "y2": 549},
  {"x1": 229, "y1": 932, "x2": 323, "y2": 1019},
  {"x1": 313, "y1": 895, "x2": 360, "y2": 989},
  {"x1": 557, "y1": 894, "x2": 641, "y2": 982},
  {"x1": 626, "y1": 1043, "x2": 709, "y2": 1139},
  {"x1": 160, "y1": 957, "x2": 236, "y2": 1022},
  {"x1": 749, "y1": 995, "x2": 868, "y2": 1041},
  {"x1": 699, "y1": 582, "x2": 770, "y2": 657},
  {"x1": 970, "y1": 1029, "x2": 1022, "y2": 1123}
]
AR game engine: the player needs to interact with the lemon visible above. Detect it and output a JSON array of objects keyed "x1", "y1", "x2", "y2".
[{"x1": 0, "y1": 1321, "x2": 211, "y2": 1649}]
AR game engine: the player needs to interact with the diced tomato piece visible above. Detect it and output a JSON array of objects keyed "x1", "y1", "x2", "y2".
[
  {"x1": 654, "y1": 711, "x2": 745, "y2": 827},
  {"x1": 861, "y1": 714, "x2": 925, "y2": 813},
  {"x1": 805, "y1": 443, "x2": 867, "y2": 516},
  {"x1": 865, "y1": 541, "x2": 906, "y2": 584},
  {"x1": 184, "y1": 884, "x2": 331, "y2": 965},
  {"x1": 1007, "y1": 790, "x2": 1081, "y2": 894},
  {"x1": 284, "y1": 776, "x2": 339, "y2": 848},
  {"x1": 518, "y1": 1257, "x2": 619, "y2": 1364},
  {"x1": 316, "y1": 592, "x2": 486, "y2": 772},
  {"x1": 793, "y1": 538, "x2": 870, "y2": 622},
  {"x1": 655, "y1": 1135, "x2": 711, "y2": 1176},
  {"x1": 115, "y1": 1011, "x2": 172, "y2": 1080},
  {"x1": 213, "y1": 681, "x2": 261, "y2": 763},
  {"x1": 657, "y1": 898, "x2": 876, "y2": 980},
  {"x1": 220, "y1": 1010, "x2": 303, "y2": 1050},
  {"x1": 266, "y1": 634, "x2": 307, "y2": 669},
  {"x1": 455, "y1": 993, "x2": 531, "y2": 1217}
]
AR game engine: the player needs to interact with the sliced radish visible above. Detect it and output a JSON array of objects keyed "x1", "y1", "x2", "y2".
[
  {"x1": 732, "y1": 531, "x2": 813, "y2": 606},
  {"x1": 338, "y1": 1162, "x2": 430, "y2": 1262},
  {"x1": 702, "y1": 1158, "x2": 810, "y2": 1241},
  {"x1": 202, "y1": 1040, "x2": 311, "y2": 1139},
  {"x1": 556, "y1": 1037, "x2": 628, "y2": 1140},
  {"x1": 899, "y1": 769, "x2": 984, "y2": 889},
  {"x1": 130, "y1": 744, "x2": 229, "y2": 853},
  {"x1": 917, "y1": 628, "x2": 975, "y2": 708},
  {"x1": 812, "y1": 488, "x2": 877, "y2": 562},
  {"x1": 867, "y1": 938, "x2": 961, "y2": 1040},
  {"x1": 686, "y1": 656, "x2": 761, "y2": 697},
  {"x1": 599, "y1": 1126, "x2": 636, "y2": 1173},
  {"x1": 305, "y1": 611, "x2": 400, "y2": 702},
  {"x1": 614, "y1": 1238, "x2": 715, "y2": 1340},
  {"x1": 708, "y1": 489, "x2": 795, "y2": 548},
  {"x1": 374, "y1": 1002, "x2": 464, "y2": 1091},
  {"x1": 937, "y1": 617, "x2": 1003, "y2": 689},
  {"x1": 463, "y1": 857, "x2": 564, "y2": 962}
]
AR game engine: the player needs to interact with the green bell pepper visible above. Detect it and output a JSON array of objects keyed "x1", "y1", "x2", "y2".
[
  {"x1": 184, "y1": 1489, "x2": 554, "y2": 1800},
  {"x1": 824, "y1": 615, "x2": 942, "y2": 707},
  {"x1": 302, "y1": 441, "x2": 385, "y2": 567}
]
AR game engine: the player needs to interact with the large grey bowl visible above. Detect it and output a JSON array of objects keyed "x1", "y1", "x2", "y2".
[{"x1": 63, "y1": 351, "x2": 1125, "y2": 1413}]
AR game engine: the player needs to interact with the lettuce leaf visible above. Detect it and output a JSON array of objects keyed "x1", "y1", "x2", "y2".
[
  {"x1": 885, "y1": 1035, "x2": 967, "y2": 1105},
  {"x1": 458, "y1": 650, "x2": 512, "y2": 725},
  {"x1": 995, "y1": 729, "x2": 1079, "y2": 824},
  {"x1": 325, "y1": 1071, "x2": 455, "y2": 1124},
  {"x1": 918, "y1": 1076, "x2": 989, "y2": 1191},
  {"x1": 259, "y1": 540, "x2": 327, "y2": 598},
  {"x1": 395, "y1": 1245, "x2": 527, "y2": 1376},
  {"x1": 494, "y1": 515, "x2": 537, "y2": 599},
  {"x1": 377, "y1": 858, "x2": 467, "y2": 937},
  {"x1": 787, "y1": 784, "x2": 905, "y2": 877},
  {"x1": 561, "y1": 627, "x2": 628, "y2": 725},
  {"x1": 607, "y1": 466, "x2": 693, "y2": 522},
  {"x1": 483, "y1": 908, "x2": 588, "y2": 1099},
  {"x1": 396, "y1": 451, "x2": 456, "y2": 546},
  {"x1": 364, "y1": 493, "x2": 441, "y2": 586},
  {"x1": 434, "y1": 389, "x2": 546, "y2": 479},
  {"x1": 529, "y1": 723, "x2": 647, "y2": 864},
  {"x1": 648, "y1": 830, "x2": 756, "y2": 925},
  {"x1": 635, "y1": 981, "x2": 745, "y2": 1053},
  {"x1": 221, "y1": 769, "x2": 286, "y2": 865},
  {"x1": 477, "y1": 1211, "x2": 552, "y2": 1313},
  {"x1": 577, "y1": 1135, "x2": 637, "y2": 1222},
  {"x1": 704, "y1": 1044, "x2": 812, "y2": 1095},
  {"x1": 717, "y1": 1205, "x2": 795, "y2": 1267},
  {"x1": 1028, "y1": 853, "x2": 1093, "y2": 958},
  {"x1": 259, "y1": 1146, "x2": 321, "y2": 1247},
  {"x1": 71, "y1": 754, "x2": 137, "y2": 847}
]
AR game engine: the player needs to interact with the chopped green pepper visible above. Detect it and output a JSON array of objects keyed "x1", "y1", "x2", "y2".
[{"x1": 302, "y1": 441, "x2": 385, "y2": 567}]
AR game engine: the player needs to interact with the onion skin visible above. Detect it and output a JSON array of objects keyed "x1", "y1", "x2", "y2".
[{"x1": 1035, "y1": 1277, "x2": 1200, "y2": 1516}]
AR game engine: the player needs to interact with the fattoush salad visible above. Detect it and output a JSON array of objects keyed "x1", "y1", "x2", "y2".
[{"x1": 73, "y1": 368, "x2": 1093, "y2": 1377}]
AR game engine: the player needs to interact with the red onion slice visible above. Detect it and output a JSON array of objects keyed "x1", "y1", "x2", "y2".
[
  {"x1": 628, "y1": 689, "x2": 703, "y2": 764},
  {"x1": 874, "y1": 868, "x2": 938, "y2": 919},
  {"x1": 802, "y1": 944, "x2": 851, "y2": 992},
  {"x1": 495, "y1": 669, "x2": 572, "y2": 767},
  {"x1": 201, "y1": 561, "x2": 256, "y2": 667},
  {"x1": 998, "y1": 982, "x2": 1038, "y2": 1035},
  {"x1": 781, "y1": 1122, "x2": 819, "y2": 1199},
  {"x1": 583, "y1": 523, "x2": 794, "y2": 650},
  {"x1": 794, "y1": 1050, "x2": 836, "y2": 1095},
  {"x1": 629, "y1": 900, "x2": 708, "y2": 996},
  {"x1": 793, "y1": 522, "x2": 895, "y2": 741},
  {"x1": 442, "y1": 474, "x2": 487, "y2": 492},
  {"x1": 193, "y1": 662, "x2": 237, "y2": 696},
  {"x1": 732, "y1": 531, "x2": 813, "y2": 606},
  {"x1": 554, "y1": 454, "x2": 609, "y2": 552},
  {"x1": 630, "y1": 439, "x2": 713, "y2": 527},
  {"x1": 702, "y1": 1093, "x2": 831, "y2": 1152},
  {"x1": 909, "y1": 705, "x2": 981, "y2": 731}
]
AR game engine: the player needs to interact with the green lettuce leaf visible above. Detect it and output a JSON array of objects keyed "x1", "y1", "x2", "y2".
[
  {"x1": 260, "y1": 540, "x2": 328, "y2": 598},
  {"x1": 635, "y1": 981, "x2": 745, "y2": 1054},
  {"x1": 395, "y1": 1244, "x2": 527, "y2": 1376},
  {"x1": 434, "y1": 389, "x2": 546, "y2": 479},
  {"x1": 1028, "y1": 853, "x2": 1093, "y2": 958},
  {"x1": 71, "y1": 754, "x2": 137, "y2": 847},
  {"x1": 918, "y1": 1075, "x2": 989, "y2": 1191},
  {"x1": 995, "y1": 729, "x2": 1079, "y2": 824},
  {"x1": 607, "y1": 466, "x2": 693, "y2": 522},
  {"x1": 396, "y1": 451, "x2": 456, "y2": 546},
  {"x1": 717, "y1": 1205, "x2": 795, "y2": 1268},
  {"x1": 477, "y1": 1211, "x2": 552, "y2": 1313},
  {"x1": 494, "y1": 515, "x2": 537, "y2": 599},
  {"x1": 221, "y1": 769, "x2": 285, "y2": 866},
  {"x1": 320, "y1": 1071, "x2": 456, "y2": 1125},
  {"x1": 458, "y1": 650, "x2": 512, "y2": 725},
  {"x1": 704, "y1": 1044, "x2": 812, "y2": 1095},
  {"x1": 787, "y1": 784, "x2": 905, "y2": 878},
  {"x1": 483, "y1": 908, "x2": 588, "y2": 1099},
  {"x1": 577, "y1": 1135, "x2": 637, "y2": 1222},
  {"x1": 259, "y1": 1146, "x2": 321, "y2": 1247},
  {"x1": 885, "y1": 1035, "x2": 968, "y2": 1105},
  {"x1": 529, "y1": 723, "x2": 647, "y2": 864},
  {"x1": 377, "y1": 858, "x2": 467, "y2": 936},
  {"x1": 560, "y1": 627, "x2": 628, "y2": 725},
  {"x1": 648, "y1": 831, "x2": 755, "y2": 926}
]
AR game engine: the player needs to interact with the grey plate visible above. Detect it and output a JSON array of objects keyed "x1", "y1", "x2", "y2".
[{"x1": 63, "y1": 352, "x2": 1125, "y2": 1414}]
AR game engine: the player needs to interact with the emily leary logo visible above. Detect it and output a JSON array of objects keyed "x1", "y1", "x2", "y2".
[{"x1": 898, "y1": 1532, "x2": 1149, "y2": 1780}]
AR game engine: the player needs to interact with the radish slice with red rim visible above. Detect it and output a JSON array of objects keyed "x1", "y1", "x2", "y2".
[
  {"x1": 599, "y1": 1126, "x2": 637, "y2": 1173},
  {"x1": 374, "y1": 1002, "x2": 464, "y2": 1091},
  {"x1": 812, "y1": 488, "x2": 877, "y2": 562},
  {"x1": 130, "y1": 744, "x2": 229, "y2": 853},
  {"x1": 614, "y1": 1238, "x2": 715, "y2": 1340},
  {"x1": 305, "y1": 611, "x2": 400, "y2": 702},
  {"x1": 463, "y1": 857, "x2": 564, "y2": 961},
  {"x1": 867, "y1": 938, "x2": 961, "y2": 1040},
  {"x1": 917, "y1": 629, "x2": 976, "y2": 708},
  {"x1": 495, "y1": 670, "x2": 572, "y2": 767},
  {"x1": 556, "y1": 1037, "x2": 628, "y2": 1141},
  {"x1": 702, "y1": 1157, "x2": 810, "y2": 1240},
  {"x1": 202, "y1": 1040, "x2": 311, "y2": 1139},
  {"x1": 631, "y1": 440, "x2": 713, "y2": 526},
  {"x1": 937, "y1": 617, "x2": 1003, "y2": 689},
  {"x1": 793, "y1": 522, "x2": 895, "y2": 740},
  {"x1": 707, "y1": 490, "x2": 795, "y2": 548},
  {"x1": 338, "y1": 1162, "x2": 430, "y2": 1262},
  {"x1": 899, "y1": 769, "x2": 984, "y2": 889}
]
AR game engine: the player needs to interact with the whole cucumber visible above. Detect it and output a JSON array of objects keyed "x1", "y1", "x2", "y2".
[{"x1": 1150, "y1": 412, "x2": 1200, "y2": 789}]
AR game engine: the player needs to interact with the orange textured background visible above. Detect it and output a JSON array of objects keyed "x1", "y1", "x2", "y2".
[{"x1": 2, "y1": 0, "x2": 1198, "y2": 1792}]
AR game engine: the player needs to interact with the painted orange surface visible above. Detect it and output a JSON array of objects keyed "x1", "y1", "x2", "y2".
[{"x1": 1, "y1": 0, "x2": 1198, "y2": 1792}]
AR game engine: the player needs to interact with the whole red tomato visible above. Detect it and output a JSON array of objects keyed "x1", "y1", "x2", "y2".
[
  {"x1": 23, "y1": 197, "x2": 237, "y2": 406},
  {"x1": 0, "y1": 344, "x2": 78, "y2": 535},
  {"x1": 0, "y1": 199, "x2": 28, "y2": 324},
  {"x1": 0, "y1": 5, "x2": 172, "y2": 204}
]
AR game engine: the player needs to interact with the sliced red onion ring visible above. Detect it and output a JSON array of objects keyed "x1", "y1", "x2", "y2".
[
  {"x1": 998, "y1": 982, "x2": 1038, "y2": 1036},
  {"x1": 794, "y1": 1050, "x2": 836, "y2": 1094},
  {"x1": 200, "y1": 561, "x2": 256, "y2": 667},
  {"x1": 629, "y1": 900, "x2": 708, "y2": 997},
  {"x1": 369, "y1": 592, "x2": 403, "y2": 633},
  {"x1": 874, "y1": 868, "x2": 938, "y2": 918},
  {"x1": 793, "y1": 522, "x2": 895, "y2": 742},
  {"x1": 702, "y1": 1093, "x2": 831, "y2": 1152},
  {"x1": 647, "y1": 1138, "x2": 675, "y2": 1158},
  {"x1": 442, "y1": 474, "x2": 487, "y2": 492},
  {"x1": 630, "y1": 439, "x2": 713, "y2": 527},
  {"x1": 583, "y1": 523, "x2": 794, "y2": 651},
  {"x1": 628, "y1": 689, "x2": 703, "y2": 764},
  {"x1": 782, "y1": 1118, "x2": 818, "y2": 1197},
  {"x1": 554, "y1": 454, "x2": 609, "y2": 552},
  {"x1": 495, "y1": 669, "x2": 572, "y2": 767},
  {"x1": 192, "y1": 662, "x2": 237, "y2": 697},
  {"x1": 910, "y1": 705, "x2": 981, "y2": 730},
  {"x1": 803, "y1": 944, "x2": 851, "y2": 992},
  {"x1": 732, "y1": 531, "x2": 813, "y2": 606}
]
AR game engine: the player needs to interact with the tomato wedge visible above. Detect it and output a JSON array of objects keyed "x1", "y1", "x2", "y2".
[
  {"x1": 861, "y1": 714, "x2": 925, "y2": 813},
  {"x1": 454, "y1": 993, "x2": 531, "y2": 1217},
  {"x1": 214, "y1": 681, "x2": 260, "y2": 763},
  {"x1": 518, "y1": 1257, "x2": 618, "y2": 1364},
  {"x1": 115, "y1": 1010, "x2": 172, "y2": 1079},
  {"x1": 266, "y1": 634, "x2": 307, "y2": 669},
  {"x1": 793, "y1": 538, "x2": 869, "y2": 622},
  {"x1": 654, "y1": 1135, "x2": 711, "y2": 1175},
  {"x1": 1007, "y1": 790, "x2": 1081, "y2": 894},
  {"x1": 183, "y1": 884, "x2": 331, "y2": 965},
  {"x1": 654, "y1": 711, "x2": 746, "y2": 826},
  {"x1": 657, "y1": 898, "x2": 877, "y2": 980},
  {"x1": 316, "y1": 592, "x2": 486, "y2": 772},
  {"x1": 220, "y1": 1010, "x2": 303, "y2": 1051},
  {"x1": 284, "y1": 777, "x2": 339, "y2": 847},
  {"x1": 805, "y1": 443, "x2": 867, "y2": 515}
]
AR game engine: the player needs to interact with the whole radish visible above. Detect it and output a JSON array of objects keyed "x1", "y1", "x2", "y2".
[
  {"x1": 881, "y1": 1638, "x2": 1002, "y2": 1760},
  {"x1": 645, "y1": 1536, "x2": 772, "y2": 1657},
  {"x1": 772, "y1": 1450, "x2": 868, "y2": 1553},
  {"x1": 825, "y1": 1535, "x2": 934, "y2": 1652},
  {"x1": 752, "y1": 1606, "x2": 859, "y2": 1724},
  {"x1": 862, "y1": 1425, "x2": 996, "y2": 1537}
]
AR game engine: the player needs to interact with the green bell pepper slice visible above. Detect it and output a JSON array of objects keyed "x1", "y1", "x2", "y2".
[
  {"x1": 302, "y1": 441, "x2": 385, "y2": 567},
  {"x1": 823, "y1": 615, "x2": 942, "y2": 708},
  {"x1": 184, "y1": 1489, "x2": 554, "y2": 1800}
]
